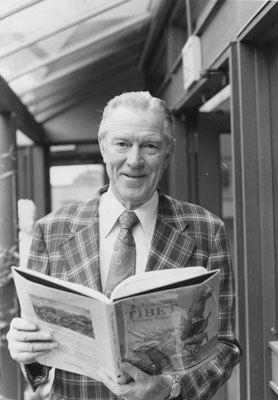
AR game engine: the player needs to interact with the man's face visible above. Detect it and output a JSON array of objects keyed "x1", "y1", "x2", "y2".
[{"x1": 99, "y1": 106, "x2": 172, "y2": 210}]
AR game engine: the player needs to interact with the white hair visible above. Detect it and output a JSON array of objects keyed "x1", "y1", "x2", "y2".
[{"x1": 98, "y1": 91, "x2": 175, "y2": 151}]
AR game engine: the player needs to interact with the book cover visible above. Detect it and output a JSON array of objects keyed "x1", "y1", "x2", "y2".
[{"x1": 115, "y1": 271, "x2": 219, "y2": 376}]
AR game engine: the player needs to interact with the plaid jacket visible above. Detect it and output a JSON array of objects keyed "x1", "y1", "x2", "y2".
[{"x1": 25, "y1": 187, "x2": 241, "y2": 400}]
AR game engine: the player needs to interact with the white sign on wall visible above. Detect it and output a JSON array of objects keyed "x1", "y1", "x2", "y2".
[{"x1": 182, "y1": 35, "x2": 202, "y2": 90}]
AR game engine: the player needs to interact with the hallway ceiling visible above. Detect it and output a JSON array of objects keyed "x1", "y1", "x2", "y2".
[{"x1": 0, "y1": 0, "x2": 160, "y2": 123}]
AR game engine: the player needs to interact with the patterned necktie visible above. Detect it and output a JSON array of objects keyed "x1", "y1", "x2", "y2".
[{"x1": 105, "y1": 211, "x2": 139, "y2": 297}]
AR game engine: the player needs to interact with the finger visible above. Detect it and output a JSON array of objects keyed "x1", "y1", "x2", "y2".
[
  {"x1": 121, "y1": 362, "x2": 147, "y2": 382},
  {"x1": 12, "y1": 340, "x2": 58, "y2": 354},
  {"x1": 8, "y1": 323, "x2": 53, "y2": 343},
  {"x1": 14, "y1": 349, "x2": 54, "y2": 364},
  {"x1": 9, "y1": 340, "x2": 58, "y2": 364},
  {"x1": 17, "y1": 330, "x2": 53, "y2": 343},
  {"x1": 98, "y1": 371, "x2": 120, "y2": 393},
  {"x1": 29, "y1": 341, "x2": 58, "y2": 353},
  {"x1": 10, "y1": 318, "x2": 37, "y2": 331},
  {"x1": 98, "y1": 371, "x2": 126, "y2": 397},
  {"x1": 8, "y1": 330, "x2": 53, "y2": 344}
]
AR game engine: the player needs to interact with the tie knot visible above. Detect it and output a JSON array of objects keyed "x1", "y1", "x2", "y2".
[{"x1": 119, "y1": 211, "x2": 139, "y2": 230}]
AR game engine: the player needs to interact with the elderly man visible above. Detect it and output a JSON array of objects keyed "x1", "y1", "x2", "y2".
[{"x1": 7, "y1": 91, "x2": 241, "y2": 400}]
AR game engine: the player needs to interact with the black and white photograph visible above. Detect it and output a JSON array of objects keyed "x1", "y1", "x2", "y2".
[{"x1": 1, "y1": 1, "x2": 277, "y2": 400}]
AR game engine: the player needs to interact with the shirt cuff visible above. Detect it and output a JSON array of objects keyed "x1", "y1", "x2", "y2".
[{"x1": 23, "y1": 363, "x2": 51, "y2": 391}]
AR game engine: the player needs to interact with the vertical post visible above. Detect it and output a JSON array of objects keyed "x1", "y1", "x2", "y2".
[
  {"x1": 185, "y1": 0, "x2": 192, "y2": 36},
  {"x1": 32, "y1": 145, "x2": 50, "y2": 217},
  {"x1": 230, "y1": 42, "x2": 245, "y2": 400},
  {"x1": 0, "y1": 113, "x2": 23, "y2": 399}
]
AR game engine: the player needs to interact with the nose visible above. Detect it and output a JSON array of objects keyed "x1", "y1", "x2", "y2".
[{"x1": 126, "y1": 146, "x2": 144, "y2": 167}]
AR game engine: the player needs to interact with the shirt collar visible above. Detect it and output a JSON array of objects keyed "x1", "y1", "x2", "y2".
[{"x1": 99, "y1": 187, "x2": 158, "y2": 240}]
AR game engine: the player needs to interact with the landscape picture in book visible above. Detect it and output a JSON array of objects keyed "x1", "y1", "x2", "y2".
[
  {"x1": 30, "y1": 295, "x2": 95, "y2": 338},
  {"x1": 115, "y1": 279, "x2": 219, "y2": 375}
]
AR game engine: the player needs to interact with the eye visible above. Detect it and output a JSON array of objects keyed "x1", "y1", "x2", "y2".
[
  {"x1": 143, "y1": 143, "x2": 160, "y2": 154},
  {"x1": 113, "y1": 141, "x2": 130, "y2": 150}
]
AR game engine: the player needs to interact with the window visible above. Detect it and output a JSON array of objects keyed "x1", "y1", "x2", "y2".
[{"x1": 50, "y1": 164, "x2": 105, "y2": 211}]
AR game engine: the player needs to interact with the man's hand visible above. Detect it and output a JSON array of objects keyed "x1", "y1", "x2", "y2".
[
  {"x1": 7, "y1": 317, "x2": 58, "y2": 364},
  {"x1": 98, "y1": 361, "x2": 172, "y2": 400}
]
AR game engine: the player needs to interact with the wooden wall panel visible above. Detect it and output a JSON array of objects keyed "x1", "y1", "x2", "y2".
[{"x1": 167, "y1": 115, "x2": 189, "y2": 201}]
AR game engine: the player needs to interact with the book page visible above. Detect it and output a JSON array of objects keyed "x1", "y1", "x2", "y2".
[
  {"x1": 115, "y1": 271, "x2": 219, "y2": 376},
  {"x1": 12, "y1": 268, "x2": 121, "y2": 381},
  {"x1": 111, "y1": 267, "x2": 208, "y2": 301},
  {"x1": 14, "y1": 267, "x2": 109, "y2": 303}
]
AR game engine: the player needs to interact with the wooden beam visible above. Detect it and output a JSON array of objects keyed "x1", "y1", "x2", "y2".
[
  {"x1": 0, "y1": 76, "x2": 45, "y2": 143},
  {"x1": 229, "y1": 42, "x2": 247, "y2": 400},
  {"x1": 236, "y1": 1, "x2": 278, "y2": 42},
  {"x1": 138, "y1": 0, "x2": 173, "y2": 69},
  {"x1": 0, "y1": 0, "x2": 46, "y2": 21},
  {"x1": 35, "y1": 61, "x2": 140, "y2": 123},
  {"x1": 20, "y1": 37, "x2": 144, "y2": 100},
  {"x1": 192, "y1": 0, "x2": 224, "y2": 35},
  {"x1": 8, "y1": 14, "x2": 151, "y2": 82},
  {"x1": 30, "y1": 55, "x2": 139, "y2": 118}
]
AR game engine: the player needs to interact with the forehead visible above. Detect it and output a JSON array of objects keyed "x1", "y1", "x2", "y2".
[{"x1": 105, "y1": 106, "x2": 164, "y2": 136}]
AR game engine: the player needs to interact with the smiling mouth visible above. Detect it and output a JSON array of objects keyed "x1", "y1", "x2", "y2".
[{"x1": 123, "y1": 173, "x2": 145, "y2": 178}]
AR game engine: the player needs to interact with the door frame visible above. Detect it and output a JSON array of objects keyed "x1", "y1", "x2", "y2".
[{"x1": 230, "y1": 2, "x2": 278, "y2": 399}]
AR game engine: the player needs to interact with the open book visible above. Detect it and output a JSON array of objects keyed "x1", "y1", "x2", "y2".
[{"x1": 12, "y1": 266, "x2": 220, "y2": 382}]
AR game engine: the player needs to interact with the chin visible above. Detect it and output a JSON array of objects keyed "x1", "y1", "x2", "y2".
[
  {"x1": 131, "y1": 196, "x2": 150, "y2": 207},
  {"x1": 122, "y1": 191, "x2": 147, "y2": 208}
]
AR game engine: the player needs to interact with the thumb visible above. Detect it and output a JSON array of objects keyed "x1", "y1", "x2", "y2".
[{"x1": 121, "y1": 362, "x2": 147, "y2": 381}]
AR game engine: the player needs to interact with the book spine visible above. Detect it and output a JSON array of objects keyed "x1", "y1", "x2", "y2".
[{"x1": 106, "y1": 304, "x2": 123, "y2": 382}]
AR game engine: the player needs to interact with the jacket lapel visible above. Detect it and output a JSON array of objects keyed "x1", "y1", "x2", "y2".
[
  {"x1": 58, "y1": 188, "x2": 195, "y2": 288},
  {"x1": 59, "y1": 194, "x2": 103, "y2": 292},
  {"x1": 146, "y1": 193, "x2": 196, "y2": 272}
]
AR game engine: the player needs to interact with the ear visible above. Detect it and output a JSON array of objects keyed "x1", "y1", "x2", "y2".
[
  {"x1": 98, "y1": 137, "x2": 107, "y2": 163},
  {"x1": 163, "y1": 153, "x2": 171, "y2": 171},
  {"x1": 164, "y1": 138, "x2": 175, "y2": 170}
]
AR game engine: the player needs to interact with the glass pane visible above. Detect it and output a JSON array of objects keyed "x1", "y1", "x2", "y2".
[
  {"x1": 0, "y1": 0, "x2": 155, "y2": 107},
  {"x1": 220, "y1": 134, "x2": 233, "y2": 218},
  {"x1": 50, "y1": 164, "x2": 105, "y2": 211},
  {"x1": 220, "y1": 133, "x2": 234, "y2": 255},
  {"x1": 0, "y1": 0, "x2": 152, "y2": 64},
  {"x1": 0, "y1": 0, "x2": 107, "y2": 49},
  {"x1": 0, "y1": 0, "x2": 27, "y2": 14},
  {"x1": 0, "y1": 48, "x2": 47, "y2": 80}
]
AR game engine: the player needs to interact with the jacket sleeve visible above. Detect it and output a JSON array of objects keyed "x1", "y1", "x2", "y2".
[
  {"x1": 22, "y1": 362, "x2": 51, "y2": 392},
  {"x1": 23, "y1": 221, "x2": 52, "y2": 391},
  {"x1": 179, "y1": 222, "x2": 242, "y2": 400},
  {"x1": 27, "y1": 220, "x2": 50, "y2": 275}
]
